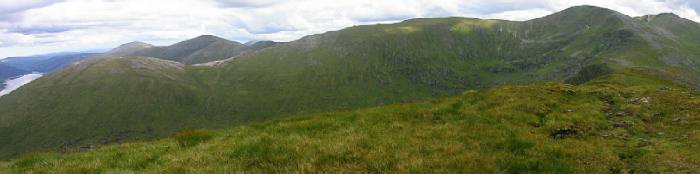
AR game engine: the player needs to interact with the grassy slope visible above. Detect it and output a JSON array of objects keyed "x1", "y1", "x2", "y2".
[
  {"x1": 1, "y1": 6, "x2": 700, "y2": 160},
  {"x1": 0, "y1": 57, "x2": 213, "y2": 158},
  {"x1": 195, "y1": 9, "x2": 632, "y2": 119},
  {"x1": 0, "y1": 14, "x2": 619, "y2": 159},
  {"x1": 2, "y1": 71, "x2": 698, "y2": 173}
]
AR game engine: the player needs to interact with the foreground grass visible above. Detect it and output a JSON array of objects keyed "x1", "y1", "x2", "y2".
[{"x1": 2, "y1": 72, "x2": 699, "y2": 173}]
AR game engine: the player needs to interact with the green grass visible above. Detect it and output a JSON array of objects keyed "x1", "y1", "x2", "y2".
[
  {"x1": 2, "y1": 5, "x2": 700, "y2": 161},
  {"x1": 174, "y1": 129, "x2": 215, "y2": 147},
  {"x1": 0, "y1": 11, "x2": 625, "y2": 159},
  {"x1": 2, "y1": 71, "x2": 698, "y2": 173}
]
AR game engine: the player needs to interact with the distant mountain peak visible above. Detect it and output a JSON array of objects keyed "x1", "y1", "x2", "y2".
[
  {"x1": 108, "y1": 41, "x2": 156, "y2": 55},
  {"x1": 656, "y1": 12, "x2": 680, "y2": 18},
  {"x1": 194, "y1": 34, "x2": 219, "y2": 39},
  {"x1": 244, "y1": 40, "x2": 273, "y2": 46},
  {"x1": 99, "y1": 35, "x2": 278, "y2": 64},
  {"x1": 528, "y1": 5, "x2": 632, "y2": 31},
  {"x1": 119, "y1": 41, "x2": 154, "y2": 48},
  {"x1": 168, "y1": 35, "x2": 242, "y2": 49},
  {"x1": 563, "y1": 5, "x2": 615, "y2": 11},
  {"x1": 187, "y1": 35, "x2": 231, "y2": 43},
  {"x1": 555, "y1": 5, "x2": 620, "y2": 17},
  {"x1": 636, "y1": 12, "x2": 688, "y2": 23}
]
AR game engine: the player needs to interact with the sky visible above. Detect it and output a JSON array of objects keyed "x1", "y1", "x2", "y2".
[{"x1": 0, "y1": 0, "x2": 699, "y2": 58}]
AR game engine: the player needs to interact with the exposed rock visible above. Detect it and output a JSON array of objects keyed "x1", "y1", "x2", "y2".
[
  {"x1": 612, "y1": 121, "x2": 634, "y2": 128},
  {"x1": 629, "y1": 97, "x2": 650, "y2": 104},
  {"x1": 551, "y1": 127, "x2": 578, "y2": 139}
]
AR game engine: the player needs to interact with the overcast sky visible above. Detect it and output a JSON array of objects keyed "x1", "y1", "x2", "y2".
[{"x1": 0, "y1": 0, "x2": 699, "y2": 58}]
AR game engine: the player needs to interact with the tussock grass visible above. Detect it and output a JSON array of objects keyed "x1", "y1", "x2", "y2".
[{"x1": 174, "y1": 129, "x2": 214, "y2": 148}]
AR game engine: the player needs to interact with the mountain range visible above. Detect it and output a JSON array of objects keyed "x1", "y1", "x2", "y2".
[
  {"x1": 0, "y1": 52, "x2": 99, "y2": 92},
  {"x1": 0, "y1": 52, "x2": 100, "y2": 73},
  {"x1": 0, "y1": 5, "x2": 699, "y2": 166},
  {"x1": 106, "y1": 35, "x2": 280, "y2": 64},
  {"x1": 0, "y1": 64, "x2": 28, "y2": 83},
  {"x1": 0, "y1": 36, "x2": 279, "y2": 94}
]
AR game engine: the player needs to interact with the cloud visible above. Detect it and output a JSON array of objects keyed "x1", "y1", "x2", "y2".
[
  {"x1": 214, "y1": 0, "x2": 276, "y2": 8},
  {"x1": 0, "y1": 32, "x2": 37, "y2": 46},
  {"x1": 483, "y1": 8, "x2": 554, "y2": 21},
  {"x1": 7, "y1": 24, "x2": 75, "y2": 34},
  {"x1": 0, "y1": 0, "x2": 62, "y2": 14},
  {"x1": 457, "y1": 0, "x2": 554, "y2": 14},
  {"x1": 0, "y1": 0, "x2": 699, "y2": 58}
]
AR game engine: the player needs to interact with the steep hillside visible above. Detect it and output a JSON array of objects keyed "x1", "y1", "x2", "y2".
[
  {"x1": 0, "y1": 56, "x2": 215, "y2": 158},
  {"x1": 633, "y1": 13, "x2": 700, "y2": 87},
  {"x1": 1, "y1": 6, "x2": 700, "y2": 159},
  {"x1": 108, "y1": 35, "x2": 279, "y2": 64},
  {"x1": 2, "y1": 71, "x2": 698, "y2": 173}
]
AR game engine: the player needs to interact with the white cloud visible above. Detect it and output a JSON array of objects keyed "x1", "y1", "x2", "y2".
[
  {"x1": 0, "y1": 0, "x2": 61, "y2": 15},
  {"x1": 214, "y1": 0, "x2": 277, "y2": 8},
  {"x1": 0, "y1": 0, "x2": 698, "y2": 58}
]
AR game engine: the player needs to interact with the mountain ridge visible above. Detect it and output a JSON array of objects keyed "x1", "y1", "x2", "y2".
[
  {"x1": 0, "y1": 5, "x2": 699, "y2": 160},
  {"x1": 107, "y1": 41, "x2": 156, "y2": 55},
  {"x1": 106, "y1": 35, "x2": 279, "y2": 64}
]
